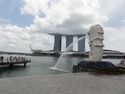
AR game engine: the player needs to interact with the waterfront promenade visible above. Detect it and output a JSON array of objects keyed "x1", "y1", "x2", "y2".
[{"x1": 0, "y1": 73, "x2": 125, "y2": 94}]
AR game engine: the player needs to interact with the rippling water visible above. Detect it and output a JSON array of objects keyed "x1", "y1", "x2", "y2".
[{"x1": 0, "y1": 54, "x2": 122, "y2": 78}]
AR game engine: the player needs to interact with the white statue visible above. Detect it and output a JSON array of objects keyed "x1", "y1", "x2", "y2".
[{"x1": 88, "y1": 24, "x2": 104, "y2": 62}]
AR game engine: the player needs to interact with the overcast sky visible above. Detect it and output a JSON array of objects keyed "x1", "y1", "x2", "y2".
[{"x1": 0, "y1": 0, "x2": 125, "y2": 53}]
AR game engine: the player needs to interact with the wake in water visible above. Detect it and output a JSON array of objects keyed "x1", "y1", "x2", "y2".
[{"x1": 49, "y1": 36, "x2": 87, "y2": 72}]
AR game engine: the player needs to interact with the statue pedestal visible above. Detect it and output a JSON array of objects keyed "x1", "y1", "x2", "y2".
[{"x1": 73, "y1": 60, "x2": 115, "y2": 73}]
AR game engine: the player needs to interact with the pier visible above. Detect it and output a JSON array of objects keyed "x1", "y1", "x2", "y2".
[
  {"x1": 0, "y1": 60, "x2": 31, "y2": 67},
  {"x1": 0, "y1": 56, "x2": 31, "y2": 68}
]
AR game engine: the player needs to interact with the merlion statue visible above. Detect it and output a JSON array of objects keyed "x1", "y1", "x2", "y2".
[
  {"x1": 88, "y1": 24, "x2": 104, "y2": 62},
  {"x1": 72, "y1": 24, "x2": 117, "y2": 73}
]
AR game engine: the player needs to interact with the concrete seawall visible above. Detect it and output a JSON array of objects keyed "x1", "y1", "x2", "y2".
[{"x1": 0, "y1": 73, "x2": 125, "y2": 94}]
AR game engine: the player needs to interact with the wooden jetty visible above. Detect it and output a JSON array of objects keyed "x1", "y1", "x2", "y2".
[{"x1": 0, "y1": 60, "x2": 31, "y2": 68}]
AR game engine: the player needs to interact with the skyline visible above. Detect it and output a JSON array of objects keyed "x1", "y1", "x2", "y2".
[{"x1": 0, "y1": 0, "x2": 125, "y2": 52}]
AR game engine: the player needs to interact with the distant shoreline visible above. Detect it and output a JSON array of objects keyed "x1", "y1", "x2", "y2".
[{"x1": 0, "y1": 51, "x2": 125, "y2": 59}]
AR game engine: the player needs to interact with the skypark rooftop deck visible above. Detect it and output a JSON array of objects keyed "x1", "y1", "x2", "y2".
[{"x1": 49, "y1": 32, "x2": 86, "y2": 36}]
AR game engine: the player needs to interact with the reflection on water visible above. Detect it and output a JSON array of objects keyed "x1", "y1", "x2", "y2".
[{"x1": 0, "y1": 54, "x2": 122, "y2": 78}]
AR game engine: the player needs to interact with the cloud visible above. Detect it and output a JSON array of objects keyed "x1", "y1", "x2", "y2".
[
  {"x1": 30, "y1": 33, "x2": 54, "y2": 50},
  {"x1": 100, "y1": 0, "x2": 125, "y2": 18},
  {"x1": 122, "y1": 20, "x2": 125, "y2": 23},
  {"x1": 104, "y1": 24, "x2": 125, "y2": 52},
  {"x1": 21, "y1": 0, "x2": 108, "y2": 34},
  {"x1": 0, "y1": 18, "x2": 10, "y2": 24},
  {"x1": 0, "y1": 24, "x2": 54, "y2": 52},
  {"x1": 0, "y1": 0, "x2": 125, "y2": 52}
]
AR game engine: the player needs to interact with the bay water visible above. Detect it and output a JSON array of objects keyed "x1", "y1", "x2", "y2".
[{"x1": 0, "y1": 54, "x2": 122, "y2": 78}]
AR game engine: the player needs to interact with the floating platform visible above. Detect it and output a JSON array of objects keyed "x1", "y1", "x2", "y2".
[{"x1": 0, "y1": 60, "x2": 31, "y2": 68}]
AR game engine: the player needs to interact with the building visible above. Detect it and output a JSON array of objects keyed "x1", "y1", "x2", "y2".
[
  {"x1": 85, "y1": 49, "x2": 125, "y2": 59},
  {"x1": 49, "y1": 33, "x2": 86, "y2": 53}
]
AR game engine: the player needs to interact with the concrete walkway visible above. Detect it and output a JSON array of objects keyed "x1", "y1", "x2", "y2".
[{"x1": 0, "y1": 73, "x2": 125, "y2": 94}]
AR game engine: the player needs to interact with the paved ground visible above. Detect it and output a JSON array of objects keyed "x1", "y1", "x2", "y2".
[{"x1": 0, "y1": 73, "x2": 125, "y2": 94}]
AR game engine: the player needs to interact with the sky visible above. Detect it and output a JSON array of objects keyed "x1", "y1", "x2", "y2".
[{"x1": 0, "y1": 0, "x2": 125, "y2": 53}]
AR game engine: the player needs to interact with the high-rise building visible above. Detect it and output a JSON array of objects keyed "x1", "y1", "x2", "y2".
[
  {"x1": 66, "y1": 35, "x2": 73, "y2": 51},
  {"x1": 49, "y1": 33, "x2": 86, "y2": 53},
  {"x1": 61, "y1": 36, "x2": 66, "y2": 51},
  {"x1": 54, "y1": 35, "x2": 61, "y2": 51}
]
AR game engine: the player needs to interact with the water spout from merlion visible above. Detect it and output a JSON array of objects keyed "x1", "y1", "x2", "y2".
[{"x1": 50, "y1": 36, "x2": 86, "y2": 72}]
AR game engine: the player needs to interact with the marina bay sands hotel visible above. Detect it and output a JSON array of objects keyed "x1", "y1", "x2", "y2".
[{"x1": 50, "y1": 33, "x2": 86, "y2": 53}]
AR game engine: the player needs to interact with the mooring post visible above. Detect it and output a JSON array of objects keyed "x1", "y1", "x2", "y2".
[
  {"x1": 24, "y1": 62, "x2": 26, "y2": 67},
  {"x1": 9, "y1": 64, "x2": 13, "y2": 68}
]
